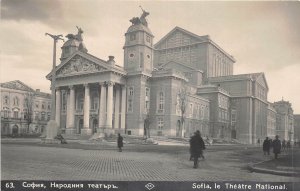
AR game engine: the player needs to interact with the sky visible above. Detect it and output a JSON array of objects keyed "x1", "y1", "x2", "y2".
[{"x1": 1, "y1": 0, "x2": 300, "y2": 113}]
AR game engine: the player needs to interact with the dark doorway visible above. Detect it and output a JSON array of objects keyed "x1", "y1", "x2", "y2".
[
  {"x1": 231, "y1": 129, "x2": 237, "y2": 139},
  {"x1": 78, "y1": 119, "x2": 83, "y2": 134},
  {"x1": 12, "y1": 125, "x2": 18, "y2": 135},
  {"x1": 176, "y1": 120, "x2": 181, "y2": 137},
  {"x1": 93, "y1": 119, "x2": 98, "y2": 133}
]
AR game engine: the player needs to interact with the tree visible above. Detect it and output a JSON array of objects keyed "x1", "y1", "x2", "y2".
[
  {"x1": 177, "y1": 88, "x2": 188, "y2": 138},
  {"x1": 23, "y1": 92, "x2": 35, "y2": 133}
]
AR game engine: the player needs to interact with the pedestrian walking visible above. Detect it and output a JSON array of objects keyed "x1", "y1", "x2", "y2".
[
  {"x1": 190, "y1": 130, "x2": 206, "y2": 169},
  {"x1": 263, "y1": 137, "x2": 270, "y2": 155},
  {"x1": 273, "y1": 135, "x2": 281, "y2": 159},
  {"x1": 117, "y1": 133, "x2": 123, "y2": 152}
]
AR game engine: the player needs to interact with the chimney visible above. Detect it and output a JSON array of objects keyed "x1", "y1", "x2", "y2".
[{"x1": 108, "y1": 56, "x2": 115, "y2": 66}]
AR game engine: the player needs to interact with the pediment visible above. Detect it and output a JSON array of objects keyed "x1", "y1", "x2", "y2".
[
  {"x1": 0, "y1": 80, "x2": 34, "y2": 92},
  {"x1": 255, "y1": 73, "x2": 269, "y2": 90},
  {"x1": 154, "y1": 26, "x2": 207, "y2": 49},
  {"x1": 56, "y1": 54, "x2": 109, "y2": 78},
  {"x1": 161, "y1": 61, "x2": 197, "y2": 72}
]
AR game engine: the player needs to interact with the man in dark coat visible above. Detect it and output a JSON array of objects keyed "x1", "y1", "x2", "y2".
[
  {"x1": 263, "y1": 137, "x2": 270, "y2": 155},
  {"x1": 273, "y1": 135, "x2": 281, "y2": 159},
  {"x1": 117, "y1": 133, "x2": 123, "y2": 152},
  {"x1": 190, "y1": 130, "x2": 206, "y2": 168}
]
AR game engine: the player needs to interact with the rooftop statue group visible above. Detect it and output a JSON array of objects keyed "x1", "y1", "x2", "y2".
[
  {"x1": 66, "y1": 26, "x2": 84, "y2": 41},
  {"x1": 130, "y1": 6, "x2": 149, "y2": 26}
]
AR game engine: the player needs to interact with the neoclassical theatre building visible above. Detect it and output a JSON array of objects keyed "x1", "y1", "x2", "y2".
[{"x1": 46, "y1": 10, "x2": 278, "y2": 144}]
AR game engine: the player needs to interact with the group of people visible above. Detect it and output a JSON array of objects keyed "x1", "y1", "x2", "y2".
[{"x1": 262, "y1": 135, "x2": 293, "y2": 159}]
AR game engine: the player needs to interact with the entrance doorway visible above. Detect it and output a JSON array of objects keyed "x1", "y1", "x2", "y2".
[
  {"x1": 92, "y1": 119, "x2": 98, "y2": 133},
  {"x1": 78, "y1": 119, "x2": 83, "y2": 134},
  {"x1": 12, "y1": 125, "x2": 18, "y2": 136},
  {"x1": 231, "y1": 130, "x2": 237, "y2": 139},
  {"x1": 176, "y1": 120, "x2": 181, "y2": 137}
]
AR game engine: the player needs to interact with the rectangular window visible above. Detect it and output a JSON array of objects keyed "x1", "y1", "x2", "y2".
[
  {"x1": 41, "y1": 113, "x2": 46, "y2": 121},
  {"x1": 158, "y1": 92, "x2": 164, "y2": 113},
  {"x1": 128, "y1": 99, "x2": 133, "y2": 112},
  {"x1": 158, "y1": 118, "x2": 164, "y2": 130},
  {"x1": 130, "y1": 33, "x2": 136, "y2": 41},
  {"x1": 4, "y1": 110, "x2": 9, "y2": 118},
  {"x1": 13, "y1": 111, "x2": 18, "y2": 118}
]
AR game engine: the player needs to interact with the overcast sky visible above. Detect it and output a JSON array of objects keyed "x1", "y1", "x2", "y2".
[{"x1": 1, "y1": 0, "x2": 300, "y2": 113}]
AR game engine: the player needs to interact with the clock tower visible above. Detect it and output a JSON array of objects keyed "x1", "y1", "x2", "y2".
[
  {"x1": 123, "y1": 8, "x2": 154, "y2": 136},
  {"x1": 124, "y1": 8, "x2": 154, "y2": 76}
]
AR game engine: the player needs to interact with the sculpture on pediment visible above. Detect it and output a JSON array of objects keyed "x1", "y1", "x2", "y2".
[
  {"x1": 57, "y1": 56, "x2": 105, "y2": 76},
  {"x1": 130, "y1": 6, "x2": 149, "y2": 26}
]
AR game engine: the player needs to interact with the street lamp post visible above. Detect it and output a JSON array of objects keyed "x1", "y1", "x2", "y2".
[{"x1": 44, "y1": 33, "x2": 64, "y2": 141}]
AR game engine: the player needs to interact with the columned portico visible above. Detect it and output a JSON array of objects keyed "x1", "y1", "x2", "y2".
[
  {"x1": 81, "y1": 83, "x2": 92, "y2": 135},
  {"x1": 66, "y1": 85, "x2": 76, "y2": 134},
  {"x1": 120, "y1": 85, "x2": 126, "y2": 133},
  {"x1": 114, "y1": 86, "x2": 120, "y2": 132},
  {"x1": 99, "y1": 82, "x2": 107, "y2": 130},
  {"x1": 55, "y1": 88, "x2": 61, "y2": 128}
]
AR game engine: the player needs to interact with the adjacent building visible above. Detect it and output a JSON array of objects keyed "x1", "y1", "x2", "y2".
[
  {"x1": 294, "y1": 114, "x2": 300, "y2": 142},
  {"x1": 0, "y1": 80, "x2": 51, "y2": 135},
  {"x1": 273, "y1": 100, "x2": 294, "y2": 141}
]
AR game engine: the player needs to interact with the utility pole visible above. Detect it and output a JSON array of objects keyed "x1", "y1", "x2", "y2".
[
  {"x1": 44, "y1": 33, "x2": 64, "y2": 140},
  {"x1": 45, "y1": 33, "x2": 64, "y2": 120}
]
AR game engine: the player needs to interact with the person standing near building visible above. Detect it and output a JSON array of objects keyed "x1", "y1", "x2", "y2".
[
  {"x1": 190, "y1": 130, "x2": 206, "y2": 168},
  {"x1": 273, "y1": 135, "x2": 281, "y2": 159},
  {"x1": 117, "y1": 133, "x2": 123, "y2": 152},
  {"x1": 262, "y1": 137, "x2": 270, "y2": 155}
]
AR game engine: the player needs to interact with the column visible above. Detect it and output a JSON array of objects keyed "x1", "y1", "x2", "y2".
[
  {"x1": 114, "y1": 86, "x2": 121, "y2": 132},
  {"x1": 82, "y1": 84, "x2": 92, "y2": 135},
  {"x1": 99, "y1": 82, "x2": 107, "y2": 128},
  {"x1": 120, "y1": 85, "x2": 126, "y2": 133},
  {"x1": 66, "y1": 85, "x2": 76, "y2": 134},
  {"x1": 106, "y1": 81, "x2": 114, "y2": 129},
  {"x1": 55, "y1": 88, "x2": 61, "y2": 128}
]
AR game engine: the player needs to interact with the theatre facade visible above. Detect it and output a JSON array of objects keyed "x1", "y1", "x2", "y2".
[{"x1": 46, "y1": 10, "x2": 284, "y2": 143}]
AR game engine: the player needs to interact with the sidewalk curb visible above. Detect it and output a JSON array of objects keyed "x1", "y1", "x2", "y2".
[{"x1": 247, "y1": 160, "x2": 300, "y2": 177}]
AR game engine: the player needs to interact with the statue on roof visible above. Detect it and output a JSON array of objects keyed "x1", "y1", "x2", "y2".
[
  {"x1": 129, "y1": 6, "x2": 149, "y2": 26},
  {"x1": 65, "y1": 26, "x2": 84, "y2": 41}
]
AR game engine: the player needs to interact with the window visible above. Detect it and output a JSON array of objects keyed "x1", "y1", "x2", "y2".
[
  {"x1": 13, "y1": 97, "x2": 19, "y2": 106},
  {"x1": 145, "y1": 88, "x2": 150, "y2": 113},
  {"x1": 42, "y1": 104, "x2": 45, "y2": 110},
  {"x1": 189, "y1": 103, "x2": 193, "y2": 117},
  {"x1": 13, "y1": 111, "x2": 19, "y2": 118},
  {"x1": 146, "y1": 35, "x2": 151, "y2": 42},
  {"x1": 127, "y1": 87, "x2": 134, "y2": 112},
  {"x1": 158, "y1": 118, "x2": 164, "y2": 130},
  {"x1": 35, "y1": 112, "x2": 39, "y2": 120},
  {"x1": 130, "y1": 33, "x2": 136, "y2": 41},
  {"x1": 158, "y1": 92, "x2": 164, "y2": 112},
  {"x1": 129, "y1": 53, "x2": 134, "y2": 58},
  {"x1": 129, "y1": 87, "x2": 134, "y2": 96},
  {"x1": 231, "y1": 109, "x2": 237, "y2": 124},
  {"x1": 91, "y1": 93, "x2": 99, "y2": 110},
  {"x1": 41, "y1": 112, "x2": 46, "y2": 121},
  {"x1": 35, "y1": 102, "x2": 39, "y2": 109},
  {"x1": 4, "y1": 109, "x2": 9, "y2": 118},
  {"x1": 4, "y1": 96, "x2": 9, "y2": 105},
  {"x1": 76, "y1": 93, "x2": 84, "y2": 110},
  {"x1": 47, "y1": 113, "x2": 50, "y2": 121},
  {"x1": 128, "y1": 99, "x2": 133, "y2": 112}
]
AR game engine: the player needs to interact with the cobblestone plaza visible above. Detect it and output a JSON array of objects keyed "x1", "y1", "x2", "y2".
[{"x1": 1, "y1": 142, "x2": 298, "y2": 182}]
